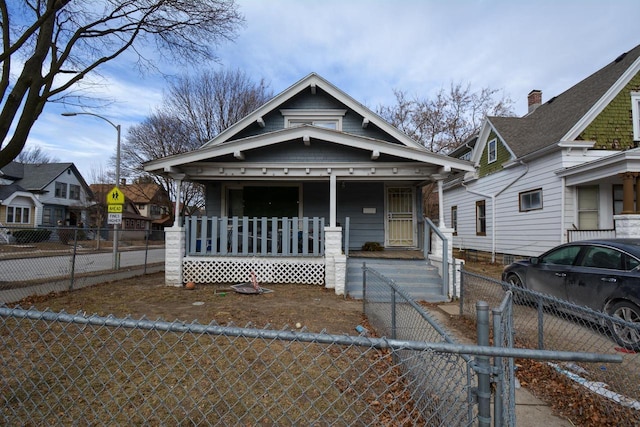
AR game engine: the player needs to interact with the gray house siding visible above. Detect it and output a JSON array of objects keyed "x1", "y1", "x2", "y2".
[{"x1": 338, "y1": 182, "x2": 385, "y2": 250}]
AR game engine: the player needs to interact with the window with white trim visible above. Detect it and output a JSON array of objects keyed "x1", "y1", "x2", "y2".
[
  {"x1": 519, "y1": 188, "x2": 543, "y2": 212},
  {"x1": 577, "y1": 186, "x2": 599, "y2": 229},
  {"x1": 6, "y1": 206, "x2": 30, "y2": 224},
  {"x1": 281, "y1": 109, "x2": 347, "y2": 131},
  {"x1": 487, "y1": 138, "x2": 497, "y2": 163},
  {"x1": 55, "y1": 181, "x2": 67, "y2": 198},
  {"x1": 632, "y1": 92, "x2": 640, "y2": 141}
]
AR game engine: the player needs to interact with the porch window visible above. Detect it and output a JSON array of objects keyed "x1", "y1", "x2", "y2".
[
  {"x1": 281, "y1": 109, "x2": 346, "y2": 131},
  {"x1": 476, "y1": 200, "x2": 486, "y2": 236},
  {"x1": 451, "y1": 206, "x2": 458, "y2": 235},
  {"x1": 487, "y1": 139, "x2": 497, "y2": 164},
  {"x1": 55, "y1": 182, "x2": 67, "y2": 198},
  {"x1": 43, "y1": 207, "x2": 65, "y2": 226},
  {"x1": 632, "y1": 92, "x2": 640, "y2": 141},
  {"x1": 227, "y1": 185, "x2": 300, "y2": 218},
  {"x1": 7, "y1": 206, "x2": 30, "y2": 224},
  {"x1": 519, "y1": 188, "x2": 542, "y2": 212},
  {"x1": 577, "y1": 186, "x2": 599, "y2": 229}
]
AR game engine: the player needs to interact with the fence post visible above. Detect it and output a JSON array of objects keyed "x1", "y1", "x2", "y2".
[
  {"x1": 459, "y1": 266, "x2": 465, "y2": 315},
  {"x1": 391, "y1": 289, "x2": 397, "y2": 340},
  {"x1": 144, "y1": 229, "x2": 150, "y2": 275},
  {"x1": 362, "y1": 262, "x2": 366, "y2": 314},
  {"x1": 537, "y1": 296, "x2": 544, "y2": 350},
  {"x1": 476, "y1": 301, "x2": 491, "y2": 427},
  {"x1": 492, "y1": 306, "x2": 504, "y2": 427},
  {"x1": 69, "y1": 228, "x2": 79, "y2": 291}
]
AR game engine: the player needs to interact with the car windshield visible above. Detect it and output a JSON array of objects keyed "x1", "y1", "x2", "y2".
[{"x1": 539, "y1": 245, "x2": 581, "y2": 265}]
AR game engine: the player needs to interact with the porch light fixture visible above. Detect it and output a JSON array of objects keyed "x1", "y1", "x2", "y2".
[{"x1": 61, "y1": 111, "x2": 121, "y2": 270}]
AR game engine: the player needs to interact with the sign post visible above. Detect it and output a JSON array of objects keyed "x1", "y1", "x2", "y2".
[{"x1": 106, "y1": 186, "x2": 125, "y2": 269}]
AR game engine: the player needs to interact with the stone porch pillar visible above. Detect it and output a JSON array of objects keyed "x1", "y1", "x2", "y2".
[
  {"x1": 324, "y1": 226, "x2": 346, "y2": 295},
  {"x1": 165, "y1": 226, "x2": 185, "y2": 287},
  {"x1": 614, "y1": 215, "x2": 640, "y2": 238}
]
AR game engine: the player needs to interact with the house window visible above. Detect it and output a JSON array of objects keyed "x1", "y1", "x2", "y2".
[
  {"x1": 487, "y1": 139, "x2": 497, "y2": 164},
  {"x1": 632, "y1": 92, "x2": 640, "y2": 141},
  {"x1": 577, "y1": 186, "x2": 599, "y2": 229},
  {"x1": 55, "y1": 181, "x2": 67, "y2": 198},
  {"x1": 451, "y1": 206, "x2": 458, "y2": 235},
  {"x1": 519, "y1": 189, "x2": 543, "y2": 212},
  {"x1": 7, "y1": 206, "x2": 30, "y2": 224},
  {"x1": 613, "y1": 184, "x2": 637, "y2": 215},
  {"x1": 476, "y1": 200, "x2": 486, "y2": 236},
  {"x1": 43, "y1": 207, "x2": 65, "y2": 226},
  {"x1": 69, "y1": 184, "x2": 81, "y2": 200},
  {"x1": 281, "y1": 109, "x2": 347, "y2": 131}
]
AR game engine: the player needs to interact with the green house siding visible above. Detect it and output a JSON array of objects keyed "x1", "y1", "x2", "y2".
[
  {"x1": 578, "y1": 71, "x2": 640, "y2": 149},
  {"x1": 478, "y1": 131, "x2": 511, "y2": 177}
]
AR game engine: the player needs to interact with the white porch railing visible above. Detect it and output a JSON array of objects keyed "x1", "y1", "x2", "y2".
[
  {"x1": 567, "y1": 229, "x2": 616, "y2": 242},
  {"x1": 186, "y1": 216, "x2": 325, "y2": 256}
]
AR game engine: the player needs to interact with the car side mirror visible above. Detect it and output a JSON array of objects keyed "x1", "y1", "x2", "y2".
[{"x1": 530, "y1": 257, "x2": 539, "y2": 265}]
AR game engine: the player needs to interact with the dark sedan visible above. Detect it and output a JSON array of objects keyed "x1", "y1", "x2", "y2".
[{"x1": 502, "y1": 239, "x2": 640, "y2": 350}]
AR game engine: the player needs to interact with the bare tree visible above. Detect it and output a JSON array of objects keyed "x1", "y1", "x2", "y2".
[
  {"x1": 121, "y1": 69, "x2": 273, "y2": 220},
  {"x1": 15, "y1": 145, "x2": 59, "y2": 163},
  {"x1": 378, "y1": 82, "x2": 515, "y2": 154},
  {"x1": 0, "y1": 0, "x2": 243, "y2": 169},
  {"x1": 165, "y1": 68, "x2": 273, "y2": 144}
]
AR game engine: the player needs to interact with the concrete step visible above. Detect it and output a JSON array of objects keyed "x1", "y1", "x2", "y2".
[{"x1": 346, "y1": 257, "x2": 447, "y2": 303}]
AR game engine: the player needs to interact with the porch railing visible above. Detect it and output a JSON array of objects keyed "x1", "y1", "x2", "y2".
[
  {"x1": 567, "y1": 228, "x2": 616, "y2": 242},
  {"x1": 186, "y1": 216, "x2": 325, "y2": 257}
]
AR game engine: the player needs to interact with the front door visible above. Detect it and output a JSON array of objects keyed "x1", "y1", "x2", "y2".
[{"x1": 386, "y1": 187, "x2": 416, "y2": 247}]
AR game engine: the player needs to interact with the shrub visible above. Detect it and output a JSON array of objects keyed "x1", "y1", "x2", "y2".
[{"x1": 361, "y1": 241, "x2": 384, "y2": 251}]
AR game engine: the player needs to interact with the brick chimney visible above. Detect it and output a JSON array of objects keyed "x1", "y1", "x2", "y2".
[{"x1": 527, "y1": 90, "x2": 542, "y2": 114}]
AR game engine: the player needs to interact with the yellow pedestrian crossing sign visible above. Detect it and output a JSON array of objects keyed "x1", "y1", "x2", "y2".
[{"x1": 107, "y1": 186, "x2": 125, "y2": 205}]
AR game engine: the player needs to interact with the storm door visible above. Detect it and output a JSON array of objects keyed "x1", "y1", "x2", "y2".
[{"x1": 386, "y1": 187, "x2": 416, "y2": 247}]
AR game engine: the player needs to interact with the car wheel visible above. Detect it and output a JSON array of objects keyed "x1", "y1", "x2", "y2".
[
  {"x1": 608, "y1": 301, "x2": 640, "y2": 351},
  {"x1": 505, "y1": 273, "x2": 529, "y2": 305}
]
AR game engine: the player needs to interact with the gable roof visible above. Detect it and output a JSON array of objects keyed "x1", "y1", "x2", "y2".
[
  {"x1": 486, "y1": 43, "x2": 640, "y2": 160},
  {"x1": 201, "y1": 73, "x2": 425, "y2": 150},
  {"x1": 145, "y1": 73, "x2": 475, "y2": 178},
  {"x1": 0, "y1": 162, "x2": 93, "y2": 197}
]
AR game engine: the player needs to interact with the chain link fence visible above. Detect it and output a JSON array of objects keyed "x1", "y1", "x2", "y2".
[
  {"x1": 460, "y1": 269, "x2": 640, "y2": 423},
  {"x1": 0, "y1": 225, "x2": 164, "y2": 303}
]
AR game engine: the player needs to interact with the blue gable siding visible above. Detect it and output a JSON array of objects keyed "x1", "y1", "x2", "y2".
[{"x1": 230, "y1": 88, "x2": 404, "y2": 145}]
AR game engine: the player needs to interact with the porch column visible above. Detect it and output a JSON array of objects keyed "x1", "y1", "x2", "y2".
[
  {"x1": 329, "y1": 174, "x2": 337, "y2": 227},
  {"x1": 621, "y1": 172, "x2": 636, "y2": 214},
  {"x1": 324, "y1": 226, "x2": 346, "y2": 295},
  {"x1": 164, "y1": 226, "x2": 185, "y2": 287},
  {"x1": 170, "y1": 173, "x2": 186, "y2": 226},
  {"x1": 437, "y1": 178, "x2": 446, "y2": 227}
]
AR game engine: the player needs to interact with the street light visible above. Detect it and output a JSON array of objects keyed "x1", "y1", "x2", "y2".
[{"x1": 62, "y1": 112, "x2": 122, "y2": 270}]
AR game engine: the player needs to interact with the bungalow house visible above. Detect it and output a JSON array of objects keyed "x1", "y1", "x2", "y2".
[
  {"x1": 0, "y1": 162, "x2": 93, "y2": 228},
  {"x1": 442, "y1": 43, "x2": 640, "y2": 263},
  {"x1": 143, "y1": 73, "x2": 474, "y2": 295}
]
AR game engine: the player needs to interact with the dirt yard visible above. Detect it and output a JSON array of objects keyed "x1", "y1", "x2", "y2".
[{"x1": 19, "y1": 273, "x2": 365, "y2": 335}]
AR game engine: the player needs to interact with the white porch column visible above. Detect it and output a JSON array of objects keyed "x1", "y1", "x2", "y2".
[
  {"x1": 164, "y1": 226, "x2": 185, "y2": 287},
  {"x1": 171, "y1": 174, "x2": 185, "y2": 226},
  {"x1": 329, "y1": 174, "x2": 337, "y2": 227},
  {"x1": 324, "y1": 226, "x2": 346, "y2": 295}
]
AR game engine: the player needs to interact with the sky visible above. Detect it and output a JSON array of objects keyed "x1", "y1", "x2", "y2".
[{"x1": 21, "y1": 0, "x2": 640, "y2": 183}]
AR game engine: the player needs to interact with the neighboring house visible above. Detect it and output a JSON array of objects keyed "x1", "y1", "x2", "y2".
[
  {"x1": 0, "y1": 162, "x2": 93, "y2": 228},
  {"x1": 90, "y1": 183, "x2": 158, "y2": 239},
  {"x1": 443, "y1": 44, "x2": 640, "y2": 262},
  {"x1": 144, "y1": 73, "x2": 474, "y2": 295}
]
